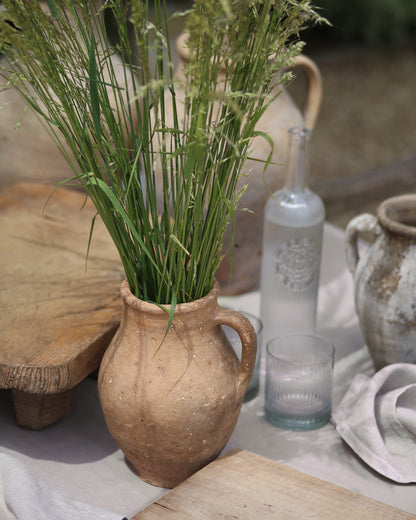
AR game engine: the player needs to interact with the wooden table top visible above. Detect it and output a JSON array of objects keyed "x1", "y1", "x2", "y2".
[{"x1": 0, "y1": 182, "x2": 123, "y2": 395}]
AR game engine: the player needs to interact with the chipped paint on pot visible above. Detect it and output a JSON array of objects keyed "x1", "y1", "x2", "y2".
[{"x1": 345, "y1": 195, "x2": 416, "y2": 369}]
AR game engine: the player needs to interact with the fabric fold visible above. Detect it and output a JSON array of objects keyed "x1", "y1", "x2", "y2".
[
  {"x1": 332, "y1": 363, "x2": 416, "y2": 483},
  {"x1": 0, "y1": 453, "x2": 124, "y2": 520}
]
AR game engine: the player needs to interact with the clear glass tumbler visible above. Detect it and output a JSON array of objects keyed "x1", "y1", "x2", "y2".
[
  {"x1": 222, "y1": 310, "x2": 263, "y2": 402},
  {"x1": 265, "y1": 334, "x2": 334, "y2": 430}
]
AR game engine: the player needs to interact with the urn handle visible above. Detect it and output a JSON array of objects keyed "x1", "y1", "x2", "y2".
[
  {"x1": 345, "y1": 213, "x2": 381, "y2": 274},
  {"x1": 291, "y1": 54, "x2": 322, "y2": 130},
  {"x1": 214, "y1": 308, "x2": 257, "y2": 401},
  {"x1": 176, "y1": 34, "x2": 322, "y2": 131}
]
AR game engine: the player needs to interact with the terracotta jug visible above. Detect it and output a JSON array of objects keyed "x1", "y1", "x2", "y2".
[
  {"x1": 98, "y1": 280, "x2": 257, "y2": 488},
  {"x1": 166, "y1": 34, "x2": 322, "y2": 294},
  {"x1": 345, "y1": 195, "x2": 416, "y2": 369}
]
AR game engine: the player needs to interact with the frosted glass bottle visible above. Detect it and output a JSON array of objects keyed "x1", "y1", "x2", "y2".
[{"x1": 260, "y1": 127, "x2": 325, "y2": 346}]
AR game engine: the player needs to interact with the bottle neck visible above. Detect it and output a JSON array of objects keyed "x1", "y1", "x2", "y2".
[{"x1": 284, "y1": 127, "x2": 311, "y2": 192}]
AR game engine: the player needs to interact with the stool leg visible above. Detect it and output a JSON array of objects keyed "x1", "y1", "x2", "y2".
[{"x1": 11, "y1": 387, "x2": 78, "y2": 430}]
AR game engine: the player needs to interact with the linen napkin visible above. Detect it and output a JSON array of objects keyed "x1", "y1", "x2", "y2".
[
  {"x1": 0, "y1": 453, "x2": 126, "y2": 520},
  {"x1": 332, "y1": 363, "x2": 416, "y2": 483}
]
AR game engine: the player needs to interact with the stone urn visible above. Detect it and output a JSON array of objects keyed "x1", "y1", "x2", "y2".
[
  {"x1": 345, "y1": 195, "x2": 416, "y2": 369},
  {"x1": 98, "y1": 280, "x2": 257, "y2": 488},
  {"x1": 157, "y1": 35, "x2": 323, "y2": 295}
]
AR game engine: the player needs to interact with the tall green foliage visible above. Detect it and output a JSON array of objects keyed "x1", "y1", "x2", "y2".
[{"x1": 0, "y1": 0, "x2": 323, "y2": 304}]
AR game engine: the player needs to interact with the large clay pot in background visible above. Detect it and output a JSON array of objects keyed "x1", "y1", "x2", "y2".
[
  {"x1": 168, "y1": 35, "x2": 323, "y2": 294},
  {"x1": 345, "y1": 195, "x2": 416, "y2": 369},
  {"x1": 171, "y1": 35, "x2": 323, "y2": 294},
  {"x1": 217, "y1": 52, "x2": 322, "y2": 294},
  {"x1": 0, "y1": 2, "x2": 134, "y2": 190},
  {"x1": 98, "y1": 280, "x2": 257, "y2": 488}
]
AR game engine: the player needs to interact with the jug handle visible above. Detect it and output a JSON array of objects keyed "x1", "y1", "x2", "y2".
[
  {"x1": 176, "y1": 34, "x2": 323, "y2": 130},
  {"x1": 345, "y1": 213, "x2": 381, "y2": 274},
  {"x1": 290, "y1": 54, "x2": 323, "y2": 130},
  {"x1": 214, "y1": 308, "x2": 257, "y2": 401}
]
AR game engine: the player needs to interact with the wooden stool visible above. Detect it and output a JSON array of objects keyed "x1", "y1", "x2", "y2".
[{"x1": 0, "y1": 183, "x2": 123, "y2": 429}]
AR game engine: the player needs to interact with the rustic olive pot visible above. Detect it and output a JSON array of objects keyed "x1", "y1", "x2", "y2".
[
  {"x1": 152, "y1": 34, "x2": 322, "y2": 295},
  {"x1": 345, "y1": 195, "x2": 416, "y2": 369},
  {"x1": 98, "y1": 280, "x2": 257, "y2": 488}
]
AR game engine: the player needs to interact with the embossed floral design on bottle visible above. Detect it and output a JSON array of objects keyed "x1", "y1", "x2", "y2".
[
  {"x1": 260, "y1": 127, "x2": 325, "y2": 345},
  {"x1": 275, "y1": 236, "x2": 321, "y2": 291}
]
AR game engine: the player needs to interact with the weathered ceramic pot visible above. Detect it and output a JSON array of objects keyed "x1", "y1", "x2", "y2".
[
  {"x1": 98, "y1": 280, "x2": 256, "y2": 488},
  {"x1": 345, "y1": 195, "x2": 416, "y2": 369}
]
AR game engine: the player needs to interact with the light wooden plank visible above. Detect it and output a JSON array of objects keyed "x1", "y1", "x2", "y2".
[{"x1": 133, "y1": 450, "x2": 415, "y2": 519}]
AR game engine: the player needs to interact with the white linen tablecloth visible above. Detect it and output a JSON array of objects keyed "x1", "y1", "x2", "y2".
[
  {"x1": 0, "y1": 453, "x2": 124, "y2": 520},
  {"x1": 0, "y1": 223, "x2": 415, "y2": 518}
]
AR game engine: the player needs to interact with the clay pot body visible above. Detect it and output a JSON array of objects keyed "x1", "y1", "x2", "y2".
[
  {"x1": 345, "y1": 195, "x2": 416, "y2": 369},
  {"x1": 161, "y1": 35, "x2": 322, "y2": 294},
  {"x1": 98, "y1": 280, "x2": 256, "y2": 488},
  {"x1": 1, "y1": 3, "x2": 133, "y2": 190},
  {"x1": 219, "y1": 54, "x2": 322, "y2": 294}
]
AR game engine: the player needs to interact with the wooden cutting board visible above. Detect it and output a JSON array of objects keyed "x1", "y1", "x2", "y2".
[
  {"x1": 132, "y1": 450, "x2": 415, "y2": 519},
  {"x1": 0, "y1": 182, "x2": 124, "y2": 428}
]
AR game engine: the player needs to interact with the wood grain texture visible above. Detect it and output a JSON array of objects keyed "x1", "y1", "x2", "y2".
[
  {"x1": 11, "y1": 387, "x2": 78, "y2": 430},
  {"x1": 132, "y1": 450, "x2": 415, "y2": 519},
  {"x1": 0, "y1": 182, "x2": 124, "y2": 396}
]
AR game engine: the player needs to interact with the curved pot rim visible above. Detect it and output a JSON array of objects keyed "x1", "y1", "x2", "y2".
[
  {"x1": 120, "y1": 279, "x2": 220, "y2": 315},
  {"x1": 378, "y1": 194, "x2": 416, "y2": 238}
]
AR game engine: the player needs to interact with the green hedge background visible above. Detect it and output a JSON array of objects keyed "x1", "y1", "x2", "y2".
[{"x1": 309, "y1": 0, "x2": 416, "y2": 46}]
